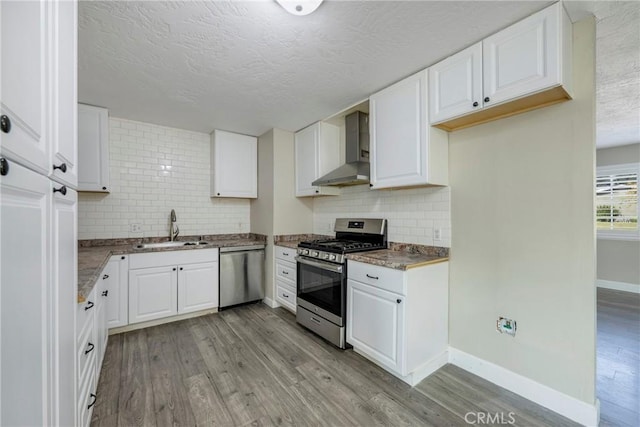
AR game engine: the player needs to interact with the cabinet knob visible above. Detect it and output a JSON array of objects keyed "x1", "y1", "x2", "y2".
[
  {"x1": 315, "y1": 190, "x2": 319, "y2": 194},
  {"x1": 369, "y1": 184, "x2": 373, "y2": 187},
  {"x1": 84, "y1": 342, "x2": 95, "y2": 355},
  {"x1": 173, "y1": 268, "x2": 177, "y2": 271},
  {"x1": 1, "y1": 115, "x2": 11, "y2": 133},
  {"x1": 102, "y1": 186, "x2": 107, "y2": 191},
  {"x1": 472, "y1": 101, "x2": 479, "y2": 107},
  {"x1": 179, "y1": 267, "x2": 183, "y2": 271},
  {"x1": 396, "y1": 299, "x2": 402, "y2": 304},
  {"x1": 121, "y1": 256, "x2": 126, "y2": 260},
  {"x1": 87, "y1": 393, "x2": 97, "y2": 409},
  {"x1": 53, "y1": 163, "x2": 67, "y2": 173},
  {"x1": 102, "y1": 290, "x2": 108, "y2": 297},
  {"x1": 484, "y1": 97, "x2": 490, "y2": 103},
  {"x1": 53, "y1": 185, "x2": 67, "y2": 196},
  {"x1": 0, "y1": 158, "x2": 9, "y2": 176},
  {"x1": 102, "y1": 274, "x2": 109, "y2": 280},
  {"x1": 84, "y1": 301, "x2": 94, "y2": 311},
  {"x1": 217, "y1": 192, "x2": 220, "y2": 196}
]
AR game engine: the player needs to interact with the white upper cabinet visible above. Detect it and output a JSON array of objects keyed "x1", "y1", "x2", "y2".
[
  {"x1": 429, "y1": 42, "x2": 483, "y2": 124},
  {"x1": 211, "y1": 130, "x2": 257, "y2": 198},
  {"x1": 50, "y1": 0, "x2": 78, "y2": 188},
  {"x1": 0, "y1": 0, "x2": 50, "y2": 174},
  {"x1": 429, "y1": 2, "x2": 572, "y2": 130},
  {"x1": 370, "y1": 71, "x2": 449, "y2": 189},
  {"x1": 294, "y1": 122, "x2": 341, "y2": 197},
  {"x1": 78, "y1": 104, "x2": 110, "y2": 192}
]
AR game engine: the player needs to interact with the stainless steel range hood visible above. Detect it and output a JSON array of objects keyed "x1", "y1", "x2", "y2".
[{"x1": 312, "y1": 111, "x2": 370, "y2": 186}]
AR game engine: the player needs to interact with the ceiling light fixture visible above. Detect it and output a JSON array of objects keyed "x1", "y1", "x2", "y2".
[{"x1": 275, "y1": 0, "x2": 323, "y2": 16}]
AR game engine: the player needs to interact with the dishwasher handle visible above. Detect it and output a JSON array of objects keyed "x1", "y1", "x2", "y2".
[{"x1": 219, "y1": 245, "x2": 265, "y2": 253}]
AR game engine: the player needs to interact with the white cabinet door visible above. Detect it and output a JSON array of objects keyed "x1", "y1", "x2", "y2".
[
  {"x1": 483, "y1": 4, "x2": 559, "y2": 107},
  {"x1": 77, "y1": 104, "x2": 110, "y2": 192},
  {"x1": 95, "y1": 277, "x2": 108, "y2": 372},
  {"x1": 370, "y1": 71, "x2": 428, "y2": 189},
  {"x1": 211, "y1": 130, "x2": 257, "y2": 198},
  {"x1": 177, "y1": 262, "x2": 219, "y2": 314},
  {"x1": 128, "y1": 266, "x2": 178, "y2": 324},
  {"x1": 0, "y1": 160, "x2": 50, "y2": 427},
  {"x1": 429, "y1": 42, "x2": 483, "y2": 123},
  {"x1": 294, "y1": 122, "x2": 341, "y2": 197},
  {"x1": 51, "y1": 184, "x2": 77, "y2": 427},
  {"x1": 347, "y1": 279, "x2": 405, "y2": 374},
  {"x1": 105, "y1": 255, "x2": 129, "y2": 329},
  {"x1": 0, "y1": 0, "x2": 50, "y2": 174},
  {"x1": 50, "y1": 0, "x2": 78, "y2": 188}
]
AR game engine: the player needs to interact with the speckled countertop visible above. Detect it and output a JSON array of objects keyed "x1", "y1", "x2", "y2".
[
  {"x1": 78, "y1": 234, "x2": 266, "y2": 303},
  {"x1": 273, "y1": 235, "x2": 449, "y2": 271}
]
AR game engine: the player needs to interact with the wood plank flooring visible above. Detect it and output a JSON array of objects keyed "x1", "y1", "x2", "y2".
[
  {"x1": 92, "y1": 303, "x2": 579, "y2": 426},
  {"x1": 597, "y1": 288, "x2": 640, "y2": 427}
]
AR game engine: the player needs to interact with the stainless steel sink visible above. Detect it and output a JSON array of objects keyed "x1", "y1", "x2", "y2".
[{"x1": 134, "y1": 241, "x2": 209, "y2": 250}]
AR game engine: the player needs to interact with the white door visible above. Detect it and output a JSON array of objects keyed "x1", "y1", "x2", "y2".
[
  {"x1": 211, "y1": 130, "x2": 257, "y2": 198},
  {"x1": 77, "y1": 104, "x2": 109, "y2": 192},
  {"x1": 482, "y1": 4, "x2": 559, "y2": 106},
  {"x1": 370, "y1": 71, "x2": 427, "y2": 189},
  {"x1": 128, "y1": 266, "x2": 178, "y2": 324},
  {"x1": 106, "y1": 255, "x2": 129, "y2": 329},
  {"x1": 0, "y1": 0, "x2": 50, "y2": 174},
  {"x1": 429, "y1": 42, "x2": 483, "y2": 124},
  {"x1": 347, "y1": 279, "x2": 405, "y2": 374},
  {"x1": 50, "y1": 0, "x2": 78, "y2": 188},
  {"x1": 178, "y1": 262, "x2": 219, "y2": 314},
  {"x1": 0, "y1": 160, "x2": 50, "y2": 426},
  {"x1": 294, "y1": 123, "x2": 319, "y2": 196},
  {"x1": 51, "y1": 184, "x2": 77, "y2": 427}
]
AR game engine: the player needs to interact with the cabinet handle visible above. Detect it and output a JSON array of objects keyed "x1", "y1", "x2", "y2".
[
  {"x1": 102, "y1": 290, "x2": 108, "y2": 297},
  {"x1": 366, "y1": 274, "x2": 379, "y2": 280},
  {"x1": 1, "y1": 115, "x2": 11, "y2": 133},
  {"x1": 53, "y1": 163, "x2": 67, "y2": 173},
  {"x1": 85, "y1": 342, "x2": 95, "y2": 355},
  {"x1": 87, "y1": 393, "x2": 97, "y2": 409},
  {"x1": 397, "y1": 299, "x2": 402, "y2": 304},
  {"x1": 472, "y1": 101, "x2": 479, "y2": 107},
  {"x1": 102, "y1": 274, "x2": 109, "y2": 280},
  {"x1": 310, "y1": 316, "x2": 321, "y2": 324},
  {"x1": 282, "y1": 252, "x2": 289, "y2": 256},
  {"x1": 53, "y1": 185, "x2": 67, "y2": 195},
  {"x1": 282, "y1": 293, "x2": 289, "y2": 298},
  {"x1": 484, "y1": 96, "x2": 490, "y2": 103},
  {"x1": 0, "y1": 158, "x2": 9, "y2": 176},
  {"x1": 84, "y1": 301, "x2": 94, "y2": 311},
  {"x1": 282, "y1": 270, "x2": 288, "y2": 275}
]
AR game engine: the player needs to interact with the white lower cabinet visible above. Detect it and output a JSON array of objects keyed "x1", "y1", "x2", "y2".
[
  {"x1": 128, "y1": 249, "x2": 220, "y2": 324},
  {"x1": 274, "y1": 246, "x2": 297, "y2": 312},
  {"x1": 105, "y1": 255, "x2": 129, "y2": 328},
  {"x1": 76, "y1": 283, "x2": 102, "y2": 427},
  {"x1": 347, "y1": 260, "x2": 449, "y2": 386}
]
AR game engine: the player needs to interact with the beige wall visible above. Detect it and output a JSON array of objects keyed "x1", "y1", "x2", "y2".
[
  {"x1": 448, "y1": 18, "x2": 596, "y2": 404},
  {"x1": 251, "y1": 129, "x2": 313, "y2": 303},
  {"x1": 596, "y1": 143, "x2": 640, "y2": 287}
]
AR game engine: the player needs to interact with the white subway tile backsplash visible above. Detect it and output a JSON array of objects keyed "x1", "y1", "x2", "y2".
[
  {"x1": 78, "y1": 117, "x2": 250, "y2": 239},
  {"x1": 313, "y1": 185, "x2": 451, "y2": 247}
]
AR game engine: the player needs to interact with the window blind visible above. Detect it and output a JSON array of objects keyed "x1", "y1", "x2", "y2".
[{"x1": 596, "y1": 170, "x2": 638, "y2": 231}]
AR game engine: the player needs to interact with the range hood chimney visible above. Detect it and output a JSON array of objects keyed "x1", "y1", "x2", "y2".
[{"x1": 312, "y1": 111, "x2": 370, "y2": 186}]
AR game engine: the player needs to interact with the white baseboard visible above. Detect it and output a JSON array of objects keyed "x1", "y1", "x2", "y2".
[
  {"x1": 448, "y1": 347, "x2": 599, "y2": 426},
  {"x1": 108, "y1": 308, "x2": 218, "y2": 335},
  {"x1": 262, "y1": 297, "x2": 280, "y2": 308},
  {"x1": 597, "y1": 279, "x2": 640, "y2": 294},
  {"x1": 406, "y1": 350, "x2": 449, "y2": 386}
]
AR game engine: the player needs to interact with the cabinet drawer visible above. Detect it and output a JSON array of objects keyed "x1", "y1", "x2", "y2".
[
  {"x1": 77, "y1": 288, "x2": 97, "y2": 334},
  {"x1": 76, "y1": 318, "x2": 96, "y2": 389},
  {"x1": 78, "y1": 366, "x2": 96, "y2": 427},
  {"x1": 275, "y1": 260, "x2": 296, "y2": 283},
  {"x1": 275, "y1": 245, "x2": 296, "y2": 262},
  {"x1": 347, "y1": 260, "x2": 405, "y2": 295},
  {"x1": 275, "y1": 282, "x2": 296, "y2": 312}
]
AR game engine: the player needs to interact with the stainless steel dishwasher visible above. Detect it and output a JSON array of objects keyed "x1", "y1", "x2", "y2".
[{"x1": 219, "y1": 245, "x2": 265, "y2": 309}]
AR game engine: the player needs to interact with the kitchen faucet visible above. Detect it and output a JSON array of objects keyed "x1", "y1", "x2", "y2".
[{"x1": 170, "y1": 209, "x2": 179, "y2": 241}]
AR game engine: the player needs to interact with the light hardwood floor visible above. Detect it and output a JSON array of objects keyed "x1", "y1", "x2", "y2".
[
  {"x1": 92, "y1": 303, "x2": 579, "y2": 426},
  {"x1": 597, "y1": 288, "x2": 640, "y2": 427}
]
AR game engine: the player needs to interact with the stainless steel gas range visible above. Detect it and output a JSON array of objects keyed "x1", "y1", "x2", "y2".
[{"x1": 295, "y1": 218, "x2": 387, "y2": 348}]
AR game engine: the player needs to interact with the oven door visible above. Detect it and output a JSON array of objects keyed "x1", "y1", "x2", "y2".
[{"x1": 296, "y1": 256, "x2": 345, "y2": 323}]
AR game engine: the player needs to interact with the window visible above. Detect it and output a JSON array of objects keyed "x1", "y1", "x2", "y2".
[{"x1": 596, "y1": 163, "x2": 639, "y2": 240}]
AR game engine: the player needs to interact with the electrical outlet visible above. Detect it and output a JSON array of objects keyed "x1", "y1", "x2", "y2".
[
  {"x1": 497, "y1": 317, "x2": 517, "y2": 337},
  {"x1": 129, "y1": 223, "x2": 142, "y2": 233},
  {"x1": 433, "y1": 228, "x2": 441, "y2": 241}
]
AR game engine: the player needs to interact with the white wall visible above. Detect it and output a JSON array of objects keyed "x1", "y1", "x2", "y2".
[
  {"x1": 448, "y1": 17, "x2": 596, "y2": 406},
  {"x1": 313, "y1": 184, "x2": 451, "y2": 247},
  {"x1": 78, "y1": 118, "x2": 250, "y2": 239}
]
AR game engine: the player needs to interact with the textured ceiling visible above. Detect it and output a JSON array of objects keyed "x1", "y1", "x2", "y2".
[{"x1": 78, "y1": 1, "x2": 639, "y2": 148}]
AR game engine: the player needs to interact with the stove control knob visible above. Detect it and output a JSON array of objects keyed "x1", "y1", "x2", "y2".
[
  {"x1": 330, "y1": 254, "x2": 337, "y2": 261},
  {"x1": 302, "y1": 249, "x2": 309, "y2": 255},
  {"x1": 323, "y1": 253, "x2": 330, "y2": 260},
  {"x1": 312, "y1": 251, "x2": 319, "y2": 257}
]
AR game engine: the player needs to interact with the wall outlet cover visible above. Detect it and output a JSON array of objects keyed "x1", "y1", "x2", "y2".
[{"x1": 497, "y1": 317, "x2": 517, "y2": 337}]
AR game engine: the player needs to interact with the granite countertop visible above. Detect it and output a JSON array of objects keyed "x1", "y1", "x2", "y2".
[
  {"x1": 78, "y1": 234, "x2": 266, "y2": 303},
  {"x1": 273, "y1": 234, "x2": 331, "y2": 249},
  {"x1": 347, "y1": 243, "x2": 449, "y2": 271}
]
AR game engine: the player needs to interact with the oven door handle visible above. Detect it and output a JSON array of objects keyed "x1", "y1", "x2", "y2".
[{"x1": 296, "y1": 256, "x2": 343, "y2": 274}]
